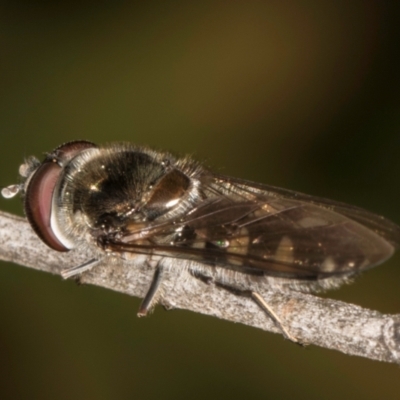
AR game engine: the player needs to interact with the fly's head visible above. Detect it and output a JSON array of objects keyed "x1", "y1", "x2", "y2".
[{"x1": 2, "y1": 141, "x2": 195, "y2": 253}]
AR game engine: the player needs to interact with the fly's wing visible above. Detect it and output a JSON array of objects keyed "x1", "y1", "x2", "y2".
[
  {"x1": 212, "y1": 175, "x2": 400, "y2": 247},
  {"x1": 109, "y1": 175, "x2": 400, "y2": 280}
]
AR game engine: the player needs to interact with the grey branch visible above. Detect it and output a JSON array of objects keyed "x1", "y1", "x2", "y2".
[{"x1": 1, "y1": 210, "x2": 400, "y2": 364}]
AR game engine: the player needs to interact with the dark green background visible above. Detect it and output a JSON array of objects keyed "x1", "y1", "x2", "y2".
[{"x1": 1, "y1": 2, "x2": 400, "y2": 399}]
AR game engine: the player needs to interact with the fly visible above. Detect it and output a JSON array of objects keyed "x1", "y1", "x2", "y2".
[{"x1": 3, "y1": 140, "x2": 400, "y2": 343}]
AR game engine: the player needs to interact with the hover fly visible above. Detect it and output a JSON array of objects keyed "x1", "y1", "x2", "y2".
[{"x1": 3, "y1": 141, "x2": 400, "y2": 342}]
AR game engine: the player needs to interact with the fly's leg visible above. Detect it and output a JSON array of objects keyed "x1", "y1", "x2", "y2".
[
  {"x1": 137, "y1": 263, "x2": 165, "y2": 317},
  {"x1": 190, "y1": 270, "x2": 213, "y2": 285},
  {"x1": 191, "y1": 271, "x2": 301, "y2": 344},
  {"x1": 61, "y1": 258, "x2": 101, "y2": 279},
  {"x1": 250, "y1": 291, "x2": 301, "y2": 345},
  {"x1": 61, "y1": 258, "x2": 165, "y2": 316},
  {"x1": 217, "y1": 282, "x2": 301, "y2": 344}
]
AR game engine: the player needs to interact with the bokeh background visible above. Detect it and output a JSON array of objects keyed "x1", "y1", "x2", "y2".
[{"x1": 1, "y1": 1, "x2": 400, "y2": 399}]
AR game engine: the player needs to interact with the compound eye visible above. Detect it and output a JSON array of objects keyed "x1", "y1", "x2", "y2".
[
  {"x1": 24, "y1": 161, "x2": 68, "y2": 251},
  {"x1": 24, "y1": 140, "x2": 98, "y2": 251}
]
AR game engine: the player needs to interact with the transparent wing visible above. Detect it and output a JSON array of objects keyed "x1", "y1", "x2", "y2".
[
  {"x1": 211, "y1": 175, "x2": 400, "y2": 247},
  {"x1": 106, "y1": 174, "x2": 400, "y2": 280}
]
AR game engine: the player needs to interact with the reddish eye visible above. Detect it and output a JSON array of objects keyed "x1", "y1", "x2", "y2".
[
  {"x1": 24, "y1": 140, "x2": 98, "y2": 251},
  {"x1": 24, "y1": 161, "x2": 68, "y2": 251}
]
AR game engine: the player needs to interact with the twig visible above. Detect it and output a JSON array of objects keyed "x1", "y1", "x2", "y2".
[{"x1": 1, "y1": 210, "x2": 400, "y2": 363}]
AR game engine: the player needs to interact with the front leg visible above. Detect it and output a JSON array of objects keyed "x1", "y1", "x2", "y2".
[{"x1": 61, "y1": 258, "x2": 101, "y2": 279}]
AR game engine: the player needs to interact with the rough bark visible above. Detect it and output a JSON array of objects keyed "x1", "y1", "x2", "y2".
[{"x1": 1, "y1": 210, "x2": 400, "y2": 363}]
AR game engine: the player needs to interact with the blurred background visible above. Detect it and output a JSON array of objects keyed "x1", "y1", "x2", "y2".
[{"x1": 1, "y1": 1, "x2": 400, "y2": 399}]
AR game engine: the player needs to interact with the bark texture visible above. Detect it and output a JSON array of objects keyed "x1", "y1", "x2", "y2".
[{"x1": 1, "y1": 210, "x2": 400, "y2": 363}]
